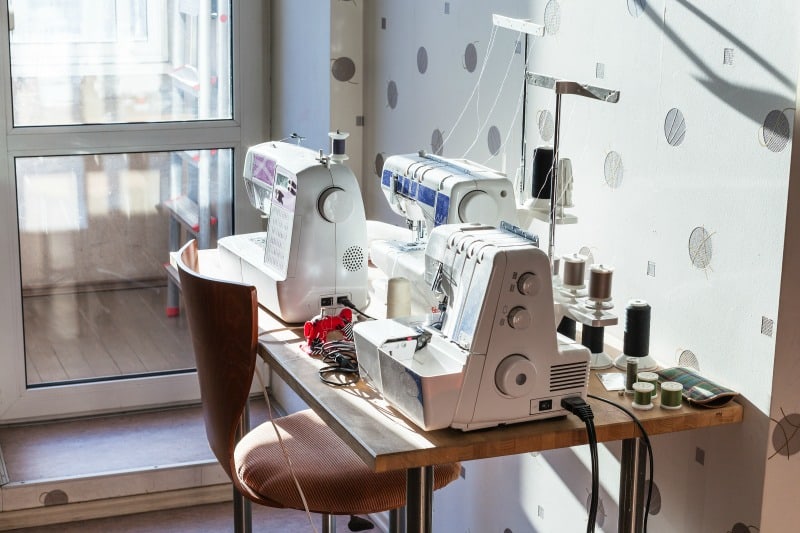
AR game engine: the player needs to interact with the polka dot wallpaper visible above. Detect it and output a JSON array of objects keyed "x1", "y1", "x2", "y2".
[{"x1": 319, "y1": 0, "x2": 800, "y2": 531}]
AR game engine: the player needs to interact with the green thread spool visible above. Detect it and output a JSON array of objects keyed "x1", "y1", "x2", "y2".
[
  {"x1": 637, "y1": 371, "x2": 659, "y2": 398},
  {"x1": 660, "y1": 381, "x2": 683, "y2": 409},
  {"x1": 625, "y1": 357, "x2": 639, "y2": 392},
  {"x1": 632, "y1": 382, "x2": 654, "y2": 410}
]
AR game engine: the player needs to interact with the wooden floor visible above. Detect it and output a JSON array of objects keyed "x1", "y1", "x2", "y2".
[{"x1": 23, "y1": 285, "x2": 194, "y2": 385}]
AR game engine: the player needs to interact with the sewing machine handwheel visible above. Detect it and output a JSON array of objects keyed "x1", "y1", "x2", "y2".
[
  {"x1": 495, "y1": 354, "x2": 536, "y2": 397},
  {"x1": 318, "y1": 186, "x2": 353, "y2": 223}
]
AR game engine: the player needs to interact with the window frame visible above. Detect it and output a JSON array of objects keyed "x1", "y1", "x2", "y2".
[{"x1": 0, "y1": 0, "x2": 268, "y2": 422}]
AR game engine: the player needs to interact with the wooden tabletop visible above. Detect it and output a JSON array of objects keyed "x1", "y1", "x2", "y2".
[
  {"x1": 256, "y1": 306, "x2": 743, "y2": 473},
  {"x1": 184, "y1": 248, "x2": 742, "y2": 474}
]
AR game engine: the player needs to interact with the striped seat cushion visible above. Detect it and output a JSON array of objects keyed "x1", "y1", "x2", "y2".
[{"x1": 235, "y1": 408, "x2": 460, "y2": 515}]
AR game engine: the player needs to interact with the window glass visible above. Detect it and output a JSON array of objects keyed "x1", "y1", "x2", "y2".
[
  {"x1": 17, "y1": 149, "x2": 232, "y2": 385},
  {"x1": 8, "y1": 0, "x2": 232, "y2": 126}
]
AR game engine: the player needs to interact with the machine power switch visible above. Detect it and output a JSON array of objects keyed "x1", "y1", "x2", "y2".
[
  {"x1": 516, "y1": 272, "x2": 540, "y2": 296},
  {"x1": 507, "y1": 306, "x2": 532, "y2": 329}
]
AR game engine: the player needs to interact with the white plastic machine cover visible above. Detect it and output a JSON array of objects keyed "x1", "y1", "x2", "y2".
[
  {"x1": 354, "y1": 223, "x2": 590, "y2": 431},
  {"x1": 218, "y1": 141, "x2": 368, "y2": 323}
]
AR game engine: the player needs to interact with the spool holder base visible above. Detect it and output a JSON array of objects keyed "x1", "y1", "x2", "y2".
[
  {"x1": 614, "y1": 353, "x2": 657, "y2": 372},
  {"x1": 567, "y1": 303, "x2": 618, "y2": 328},
  {"x1": 589, "y1": 351, "x2": 614, "y2": 370}
]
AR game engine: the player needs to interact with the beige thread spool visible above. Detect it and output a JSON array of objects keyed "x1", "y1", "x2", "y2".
[
  {"x1": 660, "y1": 382, "x2": 683, "y2": 410},
  {"x1": 637, "y1": 371, "x2": 659, "y2": 398},
  {"x1": 632, "y1": 382, "x2": 654, "y2": 410},
  {"x1": 386, "y1": 277, "x2": 411, "y2": 318}
]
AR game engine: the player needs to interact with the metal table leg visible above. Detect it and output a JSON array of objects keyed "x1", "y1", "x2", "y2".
[
  {"x1": 406, "y1": 466, "x2": 433, "y2": 533},
  {"x1": 619, "y1": 437, "x2": 647, "y2": 533},
  {"x1": 389, "y1": 507, "x2": 405, "y2": 533}
]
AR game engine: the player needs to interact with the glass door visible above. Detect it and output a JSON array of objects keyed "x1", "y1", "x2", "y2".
[{"x1": 0, "y1": 0, "x2": 266, "y2": 421}]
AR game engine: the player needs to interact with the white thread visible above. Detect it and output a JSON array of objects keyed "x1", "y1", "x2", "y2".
[
  {"x1": 255, "y1": 366, "x2": 318, "y2": 533},
  {"x1": 484, "y1": 37, "x2": 529, "y2": 169},
  {"x1": 462, "y1": 32, "x2": 523, "y2": 158},
  {"x1": 442, "y1": 25, "x2": 499, "y2": 147}
]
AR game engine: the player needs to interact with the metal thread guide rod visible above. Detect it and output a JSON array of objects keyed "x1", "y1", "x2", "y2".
[
  {"x1": 526, "y1": 73, "x2": 620, "y2": 268},
  {"x1": 492, "y1": 14, "x2": 544, "y2": 206}
]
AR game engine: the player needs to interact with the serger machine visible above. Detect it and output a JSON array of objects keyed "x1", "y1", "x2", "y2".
[
  {"x1": 218, "y1": 140, "x2": 368, "y2": 323},
  {"x1": 353, "y1": 223, "x2": 590, "y2": 431},
  {"x1": 370, "y1": 152, "x2": 519, "y2": 308}
]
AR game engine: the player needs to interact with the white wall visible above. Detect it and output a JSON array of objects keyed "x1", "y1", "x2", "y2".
[
  {"x1": 357, "y1": 1, "x2": 798, "y2": 531},
  {"x1": 270, "y1": 0, "x2": 331, "y2": 152}
]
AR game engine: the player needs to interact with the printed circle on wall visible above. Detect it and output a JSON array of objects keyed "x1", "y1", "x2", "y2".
[
  {"x1": 374, "y1": 152, "x2": 386, "y2": 177},
  {"x1": 487, "y1": 125, "x2": 502, "y2": 155},
  {"x1": 387, "y1": 80, "x2": 398, "y2": 109},
  {"x1": 762, "y1": 109, "x2": 790, "y2": 153},
  {"x1": 578, "y1": 246, "x2": 596, "y2": 268},
  {"x1": 678, "y1": 349, "x2": 700, "y2": 370},
  {"x1": 647, "y1": 480, "x2": 662, "y2": 515},
  {"x1": 464, "y1": 42, "x2": 478, "y2": 73},
  {"x1": 417, "y1": 46, "x2": 429, "y2": 74},
  {"x1": 544, "y1": 0, "x2": 561, "y2": 35},
  {"x1": 42, "y1": 489, "x2": 69, "y2": 506},
  {"x1": 431, "y1": 129, "x2": 444, "y2": 155},
  {"x1": 627, "y1": 0, "x2": 646, "y2": 18},
  {"x1": 664, "y1": 108, "x2": 687, "y2": 146},
  {"x1": 584, "y1": 493, "x2": 606, "y2": 527},
  {"x1": 604, "y1": 151, "x2": 624, "y2": 188},
  {"x1": 537, "y1": 110, "x2": 555, "y2": 141},
  {"x1": 331, "y1": 57, "x2": 356, "y2": 82},
  {"x1": 688, "y1": 226, "x2": 713, "y2": 269},
  {"x1": 771, "y1": 413, "x2": 800, "y2": 457}
]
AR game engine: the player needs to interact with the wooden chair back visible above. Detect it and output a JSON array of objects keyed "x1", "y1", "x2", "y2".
[{"x1": 176, "y1": 240, "x2": 258, "y2": 482}]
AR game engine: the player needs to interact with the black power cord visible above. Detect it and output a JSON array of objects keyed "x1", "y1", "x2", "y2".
[
  {"x1": 339, "y1": 297, "x2": 375, "y2": 321},
  {"x1": 561, "y1": 396, "x2": 600, "y2": 533},
  {"x1": 588, "y1": 393, "x2": 653, "y2": 533}
]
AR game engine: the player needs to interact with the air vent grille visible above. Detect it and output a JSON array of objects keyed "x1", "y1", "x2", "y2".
[{"x1": 549, "y1": 362, "x2": 589, "y2": 392}]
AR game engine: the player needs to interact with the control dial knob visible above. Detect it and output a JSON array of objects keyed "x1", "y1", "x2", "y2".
[
  {"x1": 507, "y1": 306, "x2": 532, "y2": 329},
  {"x1": 517, "y1": 272, "x2": 540, "y2": 296}
]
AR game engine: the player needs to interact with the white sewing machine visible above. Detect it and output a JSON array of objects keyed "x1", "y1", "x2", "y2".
[
  {"x1": 369, "y1": 152, "x2": 519, "y2": 309},
  {"x1": 353, "y1": 223, "x2": 590, "y2": 431},
  {"x1": 217, "y1": 140, "x2": 368, "y2": 323}
]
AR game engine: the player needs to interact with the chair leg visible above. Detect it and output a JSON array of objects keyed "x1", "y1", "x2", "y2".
[
  {"x1": 234, "y1": 402, "x2": 253, "y2": 533},
  {"x1": 233, "y1": 487, "x2": 253, "y2": 533},
  {"x1": 321, "y1": 513, "x2": 336, "y2": 533}
]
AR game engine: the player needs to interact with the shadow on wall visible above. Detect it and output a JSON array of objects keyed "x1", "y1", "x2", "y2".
[{"x1": 643, "y1": 0, "x2": 794, "y2": 126}]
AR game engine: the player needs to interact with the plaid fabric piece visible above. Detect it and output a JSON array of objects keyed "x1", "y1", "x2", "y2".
[{"x1": 656, "y1": 366, "x2": 739, "y2": 408}]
